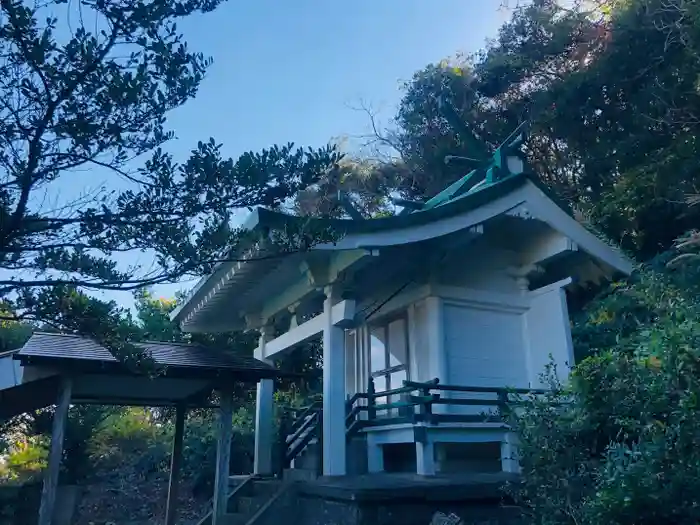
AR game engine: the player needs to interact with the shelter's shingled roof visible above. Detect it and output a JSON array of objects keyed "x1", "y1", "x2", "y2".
[{"x1": 17, "y1": 332, "x2": 279, "y2": 375}]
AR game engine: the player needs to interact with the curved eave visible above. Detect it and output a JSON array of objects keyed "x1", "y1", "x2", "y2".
[
  {"x1": 172, "y1": 175, "x2": 535, "y2": 328},
  {"x1": 519, "y1": 182, "x2": 634, "y2": 277},
  {"x1": 171, "y1": 246, "x2": 271, "y2": 329}
]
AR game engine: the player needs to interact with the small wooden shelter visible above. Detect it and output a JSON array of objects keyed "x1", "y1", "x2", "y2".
[{"x1": 0, "y1": 332, "x2": 296, "y2": 525}]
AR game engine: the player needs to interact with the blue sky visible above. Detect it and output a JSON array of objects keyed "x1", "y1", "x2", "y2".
[
  {"x1": 168, "y1": 0, "x2": 507, "y2": 158},
  {"x1": 98, "y1": 0, "x2": 511, "y2": 307}
]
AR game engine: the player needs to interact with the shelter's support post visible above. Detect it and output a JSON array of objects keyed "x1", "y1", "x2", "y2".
[
  {"x1": 213, "y1": 388, "x2": 233, "y2": 524},
  {"x1": 254, "y1": 326, "x2": 275, "y2": 476},
  {"x1": 164, "y1": 403, "x2": 186, "y2": 525},
  {"x1": 38, "y1": 377, "x2": 72, "y2": 525},
  {"x1": 254, "y1": 379, "x2": 274, "y2": 475},
  {"x1": 322, "y1": 286, "x2": 346, "y2": 476}
]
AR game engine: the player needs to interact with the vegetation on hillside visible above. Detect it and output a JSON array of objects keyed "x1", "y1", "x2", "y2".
[
  {"x1": 319, "y1": 0, "x2": 700, "y2": 264},
  {"x1": 507, "y1": 234, "x2": 700, "y2": 524}
]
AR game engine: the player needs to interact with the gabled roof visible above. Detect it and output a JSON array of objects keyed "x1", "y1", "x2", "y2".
[
  {"x1": 212, "y1": 121, "x2": 571, "y2": 244},
  {"x1": 0, "y1": 333, "x2": 303, "y2": 421},
  {"x1": 169, "y1": 172, "x2": 535, "y2": 327}
]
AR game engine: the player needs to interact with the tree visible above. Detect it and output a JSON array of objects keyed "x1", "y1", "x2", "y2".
[
  {"x1": 392, "y1": 60, "x2": 494, "y2": 201},
  {"x1": 0, "y1": 313, "x2": 32, "y2": 353},
  {"x1": 0, "y1": 0, "x2": 341, "y2": 360},
  {"x1": 366, "y1": 0, "x2": 600, "y2": 203},
  {"x1": 292, "y1": 153, "x2": 397, "y2": 219},
  {"x1": 133, "y1": 290, "x2": 181, "y2": 343},
  {"x1": 364, "y1": 0, "x2": 700, "y2": 261}
]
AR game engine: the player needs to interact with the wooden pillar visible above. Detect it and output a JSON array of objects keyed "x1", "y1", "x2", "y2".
[
  {"x1": 164, "y1": 403, "x2": 186, "y2": 525},
  {"x1": 416, "y1": 440, "x2": 435, "y2": 476},
  {"x1": 254, "y1": 325, "x2": 275, "y2": 476},
  {"x1": 425, "y1": 297, "x2": 448, "y2": 414},
  {"x1": 213, "y1": 389, "x2": 233, "y2": 524},
  {"x1": 322, "y1": 286, "x2": 346, "y2": 476},
  {"x1": 38, "y1": 377, "x2": 72, "y2": 525}
]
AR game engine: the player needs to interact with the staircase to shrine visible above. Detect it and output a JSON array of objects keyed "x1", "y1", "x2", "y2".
[{"x1": 196, "y1": 476, "x2": 290, "y2": 525}]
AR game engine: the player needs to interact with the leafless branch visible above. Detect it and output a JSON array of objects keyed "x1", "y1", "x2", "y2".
[{"x1": 344, "y1": 98, "x2": 403, "y2": 161}]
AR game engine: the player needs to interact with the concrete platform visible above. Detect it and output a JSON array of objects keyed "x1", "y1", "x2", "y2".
[
  {"x1": 293, "y1": 472, "x2": 522, "y2": 525},
  {"x1": 298, "y1": 472, "x2": 518, "y2": 502}
]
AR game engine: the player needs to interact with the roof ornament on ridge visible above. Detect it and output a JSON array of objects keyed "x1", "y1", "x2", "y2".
[{"x1": 393, "y1": 98, "x2": 531, "y2": 215}]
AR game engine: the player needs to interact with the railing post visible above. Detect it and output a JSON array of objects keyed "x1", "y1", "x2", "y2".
[
  {"x1": 367, "y1": 377, "x2": 376, "y2": 421},
  {"x1": 276, "y1": 409, "x2": 290, "y2": 477},
  {"x1": 418, "y1": 382, "x2": 437, "y2": 424},
  {"x1": 316, "y1": 410, "x2": 324, "y2": 476},
  {"x1": 498, "y1": 389, "x2": 510, "y2": 421},
  {"x1": 399, "y1": 379, "x2": 412, "y2": 420}
]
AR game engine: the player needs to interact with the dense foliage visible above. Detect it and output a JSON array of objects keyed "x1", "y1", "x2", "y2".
[{"x1": 508, "y1": 236, "x2": 700, "y2": 524}]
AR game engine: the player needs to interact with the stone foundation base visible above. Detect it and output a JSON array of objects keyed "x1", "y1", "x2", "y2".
[{"x1": 293, "y1": 472, "x2": 522, "y2": 525}]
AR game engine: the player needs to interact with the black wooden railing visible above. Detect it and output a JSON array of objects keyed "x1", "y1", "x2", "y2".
[
  {"x1": 278, "y1": 379, "x2": 541, "y2": 473},
  {"x1": 345, "y1": 377, "x2": 541, "y2": 437},
  {"x1": 277, "y1": 398, "x2": 323, "y2": 474}
]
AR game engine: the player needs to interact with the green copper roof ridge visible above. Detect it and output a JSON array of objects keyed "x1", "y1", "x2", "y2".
[
  {"x1": 419, "y1": 122, "x2": 531, "y2": 213},
  {"x1": 449, "y1": 170, "x2": 573, "y2": 218},
  {"x1": 421, "y1": 168, "x2": 482, "y2": 211},
  {"x1": 251, "y1": 172, "x2": 533, "y2": 236},
  {"x1": 249, "y1": 172, "x2": 569, "y2": 236},
  {"x1": 445, "y1": 173, "x2": 519, "y2": 205}
]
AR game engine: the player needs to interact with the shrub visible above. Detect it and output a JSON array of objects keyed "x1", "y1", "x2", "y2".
[
  {"x1": 0, "y1": 437, "x2": 48, "y2": 485},
  {"x1": 510, "y1": 251, "x2": 700, "y2": 524},
  {"x1": 88, "y1": 407, "x2": 171, "y2": 475}
]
